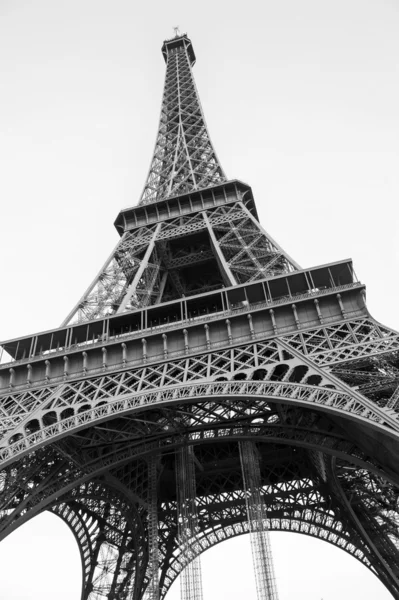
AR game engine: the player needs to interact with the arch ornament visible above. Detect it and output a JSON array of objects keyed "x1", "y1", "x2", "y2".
[
  {"x1": 52, "y1": 459, "x2": 398, "y2": 600},
  {"x1": 0, "y1": 379, "x2": 398, "y2": 471}
]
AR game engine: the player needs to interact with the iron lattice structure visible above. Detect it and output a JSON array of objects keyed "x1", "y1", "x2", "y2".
[
  {"x1": 176, "y1": 446, "x2": 204, "y2": 600},
  {"x1": 1, "y1": 32, "x2": 399, "y2": 599},
  {"x1": 239, "y1": 441, "x2": 279, "y2": 600},
  {"x1": 139, "y1": 35, "x2": 226, "y2": 205}
]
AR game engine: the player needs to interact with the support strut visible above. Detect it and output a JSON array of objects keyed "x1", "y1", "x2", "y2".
[
  {"x1": 176, "y1": 446, "x2": 204, "y2": 600},
  {"x1": 239, "y1": 441, "x2": 279, "y2": 600},
  {"x1": 146, "y1": 454, "x2": 160, "y2": 600}
]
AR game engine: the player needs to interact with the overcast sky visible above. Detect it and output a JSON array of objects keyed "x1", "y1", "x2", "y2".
[{"x1": 0, "y1": 0, "x2": 398, "y2": 598}]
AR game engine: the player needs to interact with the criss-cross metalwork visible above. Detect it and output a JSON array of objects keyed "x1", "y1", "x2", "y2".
[
  {"x1": 176, "y1": 446, "x2": 204, "y2": 600},
  {"x1": 140, "y1": 34, "x2": 226, "y2": 205},
  {"x1": 239, "y1": 441, "x2": 279, "y2": 600},
  {"x1": 1, "y1": 32, "x2": 399, "y2": 600}
]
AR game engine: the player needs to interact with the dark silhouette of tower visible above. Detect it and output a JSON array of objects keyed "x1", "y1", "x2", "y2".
[{"x1": 1, "y1": 33, "x2": 399, "y2": 600}]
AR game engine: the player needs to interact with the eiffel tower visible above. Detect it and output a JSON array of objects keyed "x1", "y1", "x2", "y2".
[{"x1": 1, "y1": 32, "x2": 399, "y2": 600}]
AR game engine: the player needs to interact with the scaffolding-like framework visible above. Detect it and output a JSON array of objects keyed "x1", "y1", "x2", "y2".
[
  {"x1": 147, "y1": 455, "x2": 160, "y2": 600},
  {"x1": 139, "y1": 34, "x2": 226, "y2": 205},
  {"x1": 176, "y1": 446, "x2": 204, "y2": 600},
  {"x1": 240, "y1": 441, "x2": 279, "y2": 600}
]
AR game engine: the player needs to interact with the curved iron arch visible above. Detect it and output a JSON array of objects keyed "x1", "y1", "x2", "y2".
[
  {"x1": 160, "y1": 514, "x2": 375, "y2": 599},
  {"x1": 1, "y1": 379, "x2": 398, "y2": 471},
  {"x1": 1, "y1": 394, "x2": 398, "y2": 546},
  {"x1": 51, "y1": 462, "x2": 393, "y2": 600},
  {"x1": 51, "y1": 481, "x2": 149, "y2": 600}
]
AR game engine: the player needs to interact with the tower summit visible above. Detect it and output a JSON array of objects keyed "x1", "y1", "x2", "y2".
[
  {"x1": 140, "y1": 33, "x2": 225, "y2": 205},
  {"x1": 1, "y1": 34, "x2": 399, "y2": 600}
]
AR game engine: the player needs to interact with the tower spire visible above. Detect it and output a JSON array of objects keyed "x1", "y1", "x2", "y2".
[{"x1": 139, "y1": 34, "x2": 226, "y2": 205}]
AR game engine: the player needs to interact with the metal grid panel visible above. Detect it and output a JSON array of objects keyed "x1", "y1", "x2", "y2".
[
  {"x1": 239, "y1": 441, "x2": 279, "y2": 600},
  {"x1": 140, "y1": 37, "x2": 226, "y2": 205}
]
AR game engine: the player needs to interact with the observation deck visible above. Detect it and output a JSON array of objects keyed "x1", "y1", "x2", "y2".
[
  {"x1": 0, "y1": 260, "x2": 364, "y2": 392},
  {"x1": 162, "y1": 34, "x2": 196, "y2": 65}
]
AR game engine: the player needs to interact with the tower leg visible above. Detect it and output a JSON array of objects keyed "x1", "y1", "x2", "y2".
[
  {"x1": 146, "y1": 454, "x2": 160, "y2": 600},
  {"x1": 176, "y1": 446, "x2": 204, "y2": 600},
  {"x1": 239, "y1": 441, "x2": 279, "y2": 600}
]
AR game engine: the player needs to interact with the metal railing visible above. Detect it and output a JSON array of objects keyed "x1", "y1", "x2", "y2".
[{"x1": 0, "y1": 282, "x2": 364, "y2": 370}]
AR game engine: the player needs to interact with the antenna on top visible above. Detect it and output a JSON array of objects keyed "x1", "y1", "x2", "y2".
[{"x1": 173, "y1": 26, "x2": 180, "y2": 37}]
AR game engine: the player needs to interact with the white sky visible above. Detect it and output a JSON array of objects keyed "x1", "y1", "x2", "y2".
[{"x1": 0, "y1": 0, "x2": 398, "y2": 598}]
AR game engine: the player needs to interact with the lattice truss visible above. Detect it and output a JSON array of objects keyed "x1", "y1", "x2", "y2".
[
  {"x1": 2, "y1": 434, "x2": 398, "y2": 600},
  {"x1": 143, "y1": 454, "x2": 160, "y2": 600},
  {"x1": 64, "y1": 202, "x2": 298, "y2": 325},
  {"x1": 62, "y1": 33, "x2": 297, "y2": 324},
  {"x1": 328, "y1": 458, "x2": 399, "y2": 592},
  {"x1": 139, "y1": 36, "x2": 226, "y2": 205},
  {"x1": 52, "y1": 481, "x2": 149, "y2": 600},
  {"x1": 176, "y1": 446, "x2": 204, "y2": 600},
  {"x1": 62, "y1": 224, "x2": 161, "y2": 324},
  {"x1": 210, "y1": 209, "x2": 296, "y2": 284},
  {"x1": 341, "y1": 466, "x2": 399, "y2": 552},
  {"x1": 1, "y1": 314, "x2": 399, "y2": 594},
  {"x1": 239, "y1": 440, "x2": 279, "y2": 600},
  {"x1": 1, "y1": 392, "x2": 399, "y2": 599},
  {"x1": 154, "y1": 444, "x2": 393, "y2": 597},
  {"x1": 282, "y1": 317, "x2": 399, "y2": 410},
  {"x1": 3, "y1": 316, "x2": 399, "y2": 455}
]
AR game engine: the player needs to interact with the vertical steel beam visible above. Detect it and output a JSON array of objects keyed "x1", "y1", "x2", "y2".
[
  {"x1": 61, "y1": 235, "x2": 128, "y2": 326},
  {"x1": 203, "y1": 211, "x2": 237, "y2": 286},
  {"x1": 387, "y1": 383, "x2": 399, "y2": 410},
  {"x1": 241, "y1": 204, "x2": 301, "y2": 271},
  {"x1": 147, "y1": 454, "x2": 160, "y2": 600},
  {"x1": 176, "y1": 445, "x2": 204, "y2": 600},
  {"x1": 117, "y1": 223, "x2": 162, "y2": 312},
  {"x1": 140, "y1": 35, "x2": 226, "y2": 205},
  {"x1": 239, "y1": 441, "x2": 279, "y2": 600}
]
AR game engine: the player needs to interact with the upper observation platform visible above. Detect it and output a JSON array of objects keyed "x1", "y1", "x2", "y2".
[{"x1": 162, "y1": 34, "x2": 196, "y2": 65}]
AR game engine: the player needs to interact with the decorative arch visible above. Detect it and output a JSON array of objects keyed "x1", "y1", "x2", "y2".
[{"x1": 1, "y1": 378, "x2": 398, "y2": 472}]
